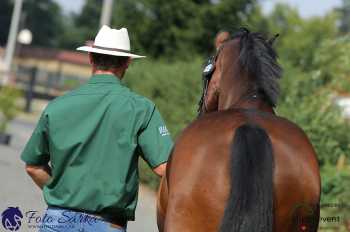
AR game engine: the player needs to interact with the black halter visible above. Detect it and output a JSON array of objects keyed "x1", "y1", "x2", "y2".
[
  {"x1": 197, "y1": 46, "x2": 223, "y2": 115},
  {"x1": 197, "y1": 28, "x2": 280, "y2": 116}
]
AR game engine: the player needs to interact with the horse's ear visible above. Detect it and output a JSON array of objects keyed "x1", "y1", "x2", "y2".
[
  {"x1": 267, "y1": 34, "x2": 279, "y2": 46},
  {"x1": 215, "y1": 31, "x2": 231, "y2": 50}
]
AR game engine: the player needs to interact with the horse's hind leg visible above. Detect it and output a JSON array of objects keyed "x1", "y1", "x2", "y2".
[{"x1": 157, "y1": 176, "x2": 168, "y2": 232}]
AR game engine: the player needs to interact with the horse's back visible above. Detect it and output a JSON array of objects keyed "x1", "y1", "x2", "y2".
[{"x1": 162, "y1": 109, "x2": 320, "y2": 232}]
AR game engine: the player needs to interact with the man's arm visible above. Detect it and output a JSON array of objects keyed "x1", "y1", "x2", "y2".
[
  {"x1": 25, "y1": 164, "x2": 52, "y2": 189},
  {"x1": 153, "y1": 163, "x2": 167, "y2": 177},
  {"x1": 21, "y1": 112, "x2": 51, "y2": 189},
  {"x1": 138, "y1": 105, "x2": 173, "y2": 176}
]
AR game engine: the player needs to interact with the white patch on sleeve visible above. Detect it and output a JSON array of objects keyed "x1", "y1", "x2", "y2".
[{"x1": 158, "y1": 126, "x2": 170, "y2": 136}]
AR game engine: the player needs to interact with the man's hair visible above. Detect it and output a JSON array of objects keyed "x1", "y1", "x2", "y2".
[{"x1": 90, "y1": 53, "x2": 129, "y2": 70}]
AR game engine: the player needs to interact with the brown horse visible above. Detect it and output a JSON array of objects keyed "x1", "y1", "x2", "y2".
[{"x1": 157, "y1": 28, "x2": 321, "y2": 232}]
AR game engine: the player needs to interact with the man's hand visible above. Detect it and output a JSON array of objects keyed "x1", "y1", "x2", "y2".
[
  {"x1": 25, "y1": 164, "x2": 52, "y2": 189},
  {"x1": 153, "y1": 163, "x2": 167, "y2": 177}
]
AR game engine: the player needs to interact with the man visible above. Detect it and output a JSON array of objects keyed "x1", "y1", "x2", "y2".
[
  {"x1": 21, "y1": 25, "x2": 173, "y2": 232},
  {"x1": 214, "y1": 31, "x2": 230, "y2": 50}
]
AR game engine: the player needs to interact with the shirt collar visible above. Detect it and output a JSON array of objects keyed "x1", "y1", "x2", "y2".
[{"x1": 88, "y1": 74, "x2": 122, "y2": 85}]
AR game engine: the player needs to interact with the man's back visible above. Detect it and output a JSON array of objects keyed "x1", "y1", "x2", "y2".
[{"x1": 21, "y1": 74, "x2": 173, "y2": 220}]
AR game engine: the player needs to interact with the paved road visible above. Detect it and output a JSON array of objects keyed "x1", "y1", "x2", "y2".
[{"x1": 0, "y1": 119, "x2": 158, "y2": 232}]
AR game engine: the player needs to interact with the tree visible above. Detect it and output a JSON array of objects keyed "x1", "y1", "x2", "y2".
[
  {"x1": 0, "y1": 0, "x2": 13, "y2": 46},
  {"x1": 0, "y1": 0, "x2": 64, "y2": 48},
  {"x1": 266, "y1": 4, "x2": 338, "y2": 71},
  {"x1": 110, "y1": 0, "x2": 154, "y2": 55},
  {"x1": 194, "y1": 0, "x2": 259, "y2": 55},
  {"x1": 22, "y1": 0, "x2": 64, "y2": 47},
  {"x1": 57, "y1": 0, "x2": 102, "y2": 50},
  {"x1": 339, "y1": 0, "x2": 350, "y2": 33},
  {"x1": 57, "y1": 13, "x2": 84, "y2": 50},
  {"x1": 67, "y1": 0, "x2": 204, "y2": 58},
  {"x1": 133, "y1": 0, "x2": 201, "y2": 58},
  {"x1": 75, "y1": 0, "x2": 102, "y2": 41},
  {"x1": 65, "y1": 0, "x2": 260, "y2": 58}
]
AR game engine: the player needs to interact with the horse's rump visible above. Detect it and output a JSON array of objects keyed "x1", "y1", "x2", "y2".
[{"x1": 160, "y1": 110, "x2": 320, "y2": 232}]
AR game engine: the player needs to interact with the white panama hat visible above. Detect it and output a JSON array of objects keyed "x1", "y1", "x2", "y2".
[{"x1": 77, "y1": 25, "x2": 145, "y2": 59}]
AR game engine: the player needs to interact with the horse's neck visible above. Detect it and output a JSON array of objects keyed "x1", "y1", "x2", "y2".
[
  {"x1": 235, "y1": 99, "x2": 275, "y2": 114},
  {"x1": 219, "y1": 96, "x2": 275, "y2": 114},
  {"x1": 218, "y1": 73, "x2": 275, "y2": 114}
]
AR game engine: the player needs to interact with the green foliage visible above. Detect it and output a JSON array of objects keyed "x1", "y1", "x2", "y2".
[
  {"x1": 2, "y1": 0, "x2": 263, "y2": 57},
  {"x1": 311, "y1": 36, "x2": 350, "y2": 94},
  {"x1": 74, "y1": 0, "x2": 102, "y2": 41},
  {"x1": 320, "y1": 164, "x2": 350, "y2": 230},
  {"x1": 123, "y1": 58, "x2": 203, "y2": 188},
  {"x1": 0, "y1": 0, "x2": 12, "y2": 46},
  {"x1": 23, "y1": 0, "x2": 64, "y2": 47},
  {"x1": 321, "y1": 164, "x2": 350, "y2": 205},
  {"x1": 339, "y1": 0, "x2": 350, "y2": 33},
  {"x1": 127, "y1": 0, "x2": 200, "y2": 58},
  {"x1": 124, "y1": 58, "x2": 202, "y2": 137},
  {"x1": 239, "y1": 5, "x2": 270, "y2": 35},
  {"x1": 138, "y1": 159, "x2": 160, "y2": 190},
  {"x1": 1, "y1": 0, "x2": 64, "y2": 47},
  {"x1": 57, "y1": 14, "x2": 86, "y2": 49},
  {"x1": 277, "y1": 61, "x2": 350, "y2": 166},
  {"x1": 0, "y1": 86, "x2": 21, "y2": 133},
  {"x1": 57, "y1": 0, "x2": 102, "y2": 50},
  {"x1": 59, "y1": 0, "x2": 259, "y2": 58},
  {"x1": 267, "y1": 4, "x2": 338, "y2": 71},
  {"x1": 194, "y1": 0, "x2": 258, "y2": 55}
]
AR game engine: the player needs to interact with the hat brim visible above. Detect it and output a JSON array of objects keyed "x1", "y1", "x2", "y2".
[{"x1": 76, "y1": 46, "x2": 146, "y2": 59}]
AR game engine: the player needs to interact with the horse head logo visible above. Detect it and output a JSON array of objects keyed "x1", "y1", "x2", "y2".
[{"x1": 1, "y1": 207, "x2": 23, "y2": 231}]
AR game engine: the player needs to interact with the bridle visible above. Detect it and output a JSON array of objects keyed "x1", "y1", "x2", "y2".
[
  {"x1": 197, "y1": 29, "x2": 280, "y2": 116},
  {"x1": 197, "y1": 29, "x2": 249, "y2": 114},
  {"x1": 197, "y1": 46, "x2": 223, "y2": 115}
]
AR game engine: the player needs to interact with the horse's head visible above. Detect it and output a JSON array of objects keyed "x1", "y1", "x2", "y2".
[{"x1": 199, "y1": 28, "x2": 282, "y2": 115}]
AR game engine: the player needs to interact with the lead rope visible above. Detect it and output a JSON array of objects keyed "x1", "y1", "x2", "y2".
[{"x1": 197, "y1": 77, "x2": 210, "y2": 116}]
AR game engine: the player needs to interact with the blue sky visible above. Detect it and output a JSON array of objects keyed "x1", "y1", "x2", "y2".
[{"x1": 53, "y1": 0, "x2": 343, "y2": 18}]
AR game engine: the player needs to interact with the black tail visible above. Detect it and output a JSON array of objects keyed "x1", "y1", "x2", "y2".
[{"x1": 219, "y1": 124, "x2": 274, "y2": 232}]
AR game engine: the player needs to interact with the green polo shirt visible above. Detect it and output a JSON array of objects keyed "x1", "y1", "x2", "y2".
[{"x1": 21, "y1": 74, "x2": 173, "y2": 221}]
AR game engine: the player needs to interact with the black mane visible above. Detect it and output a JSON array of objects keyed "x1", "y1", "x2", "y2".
[{"x1": 233, "y1": 28, "x2": 282, "y2": 107}]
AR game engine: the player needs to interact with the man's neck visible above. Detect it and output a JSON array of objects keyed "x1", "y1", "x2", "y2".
[{"x1": 93, "y1": 70, "x2": 124, "y2": 80}]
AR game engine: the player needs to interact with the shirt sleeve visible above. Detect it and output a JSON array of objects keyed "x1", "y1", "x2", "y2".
[
  {"x1": 21, "y1": 112, "x2": 50, "y2": 165},
  {"x1": 138, "y1": 106, "x2": 173, "y2": 168}
]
